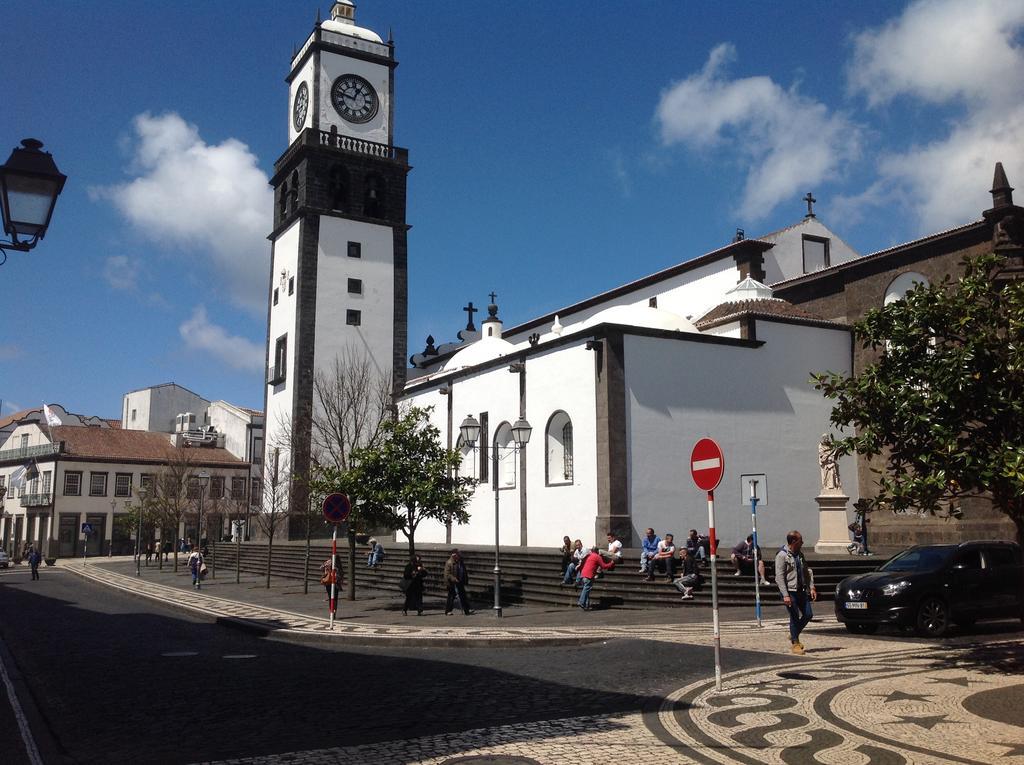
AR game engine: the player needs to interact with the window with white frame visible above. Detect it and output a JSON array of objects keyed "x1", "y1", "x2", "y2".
[
  {"x1": 493, "y1": 422, "x2": 516, "y2": 488},
  {"x1": 64, "y1": 471, "x2": 82, "y2": 496},
  {"x1": 210, "y1": 475, "x2": 225, "y2": 499},
  {"x1": 41, "y1": 471, "x2": 51, "y2": 495},
  {"x1": 140, "y1": 473, "x2": 154, "y2": 492},
  {"x1": 456, "y1": 435, "x2": 478, "y2": 481},
  {"x1": 231, "y1": 476, "x2": 246, "y2": 499},
  {"x1": 89, "y1": 472, "x2": 108, "y2": 497},
  {"x1": 114, "y1": 473, "x2": 132, "y2": 497},
  {"x1": 545, "y1": 411, "x2": 574, "y2": 485}
]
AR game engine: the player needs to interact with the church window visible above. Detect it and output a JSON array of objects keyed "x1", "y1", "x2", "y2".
[
  {"x1": 479, "y1": 413, "x2": 489, "y2": 482},
  {"x1": 278, "y1": 180, "x2": 288, "y2": 219},
  {"x1": 346, "y1": 309, "x2": 361, "y2": 326},
  {"x1": 348, "y1": 278, "x2": 362, "y2": 295},
  {"x1": 545, "y1": 411, "x2": 574, "y2": 485},
  {"x1": 493, "y1": 422, "x2": 516, "y2": 489},
  {"x1": 456, "y1": 435, "x2": 478, "y2": 481},
  {"x1": 131, "y1": 409, "x2": 137, "y2": 422},
  {"x1": 347, "y1": 241, "x2": 361, "y2": 258},
  {"x1": 270, "y1": 335, "x2": 287, "y2": 385},
  {"x1": 273, "y1": 288, "x2": 279, "y2": 306},
  {"x1": 363, "y1": 174, "x2": 384, "y2": 218},
  {"x1": 288, "y1": 276, "x2": 295, "y2": 296},
  {"x1": 802, "y1": 235, "x2": 830, "y2": 273},
  {"x1": 289, "y1": 171, "x2": 299, "y2": 213},
  {"x1": 884, "y1": 272, "x2": 929, "y2": 305},
  {"x1": 329, "y1": 166, "x2": 348, "y2": 211}
]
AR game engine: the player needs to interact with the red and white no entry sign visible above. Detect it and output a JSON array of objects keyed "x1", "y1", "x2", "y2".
[{"x1": 690, "y1": 438, "x2": 725, "y2": 492}]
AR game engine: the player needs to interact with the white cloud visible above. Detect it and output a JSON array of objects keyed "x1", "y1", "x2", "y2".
[
  {"x1": 179, "y1": 306, "x2": 264, "y2": 372},
  {"x1": 103, "y1": 255, "x2": 141, "y2": 291},
  {"x1": 1, "y1": 400, "x2": 23, "y2": 414},
  {"x1": 94, "y1": 112, "x2": 272, "y2": 313},
  {"x1": 656, "y1": 44, "x2": 860, "y2": 220},
  {"x1": 849, "y1": 0, "x2": 1024, "y2": 109},
  {"x1": 844, "y1": 0, "x2": 1024, "y2": 232}
]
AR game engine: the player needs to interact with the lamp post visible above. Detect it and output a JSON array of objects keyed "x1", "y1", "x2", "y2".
[
  {"x1": 458, "y1": 413, "x2": 532, "y2": 618},
  {"x1": 195, "y1": 471, "x2": 210, "y2": 555},
  {"x1": 0, "y1": 139, "x2": 66, "y2": 265},
  {"x1": 109, "y1": 498, "x2": 116, "y2": 556},
  {"x1": 135, "y1": 486, "x2": 147, "y2": 577}
]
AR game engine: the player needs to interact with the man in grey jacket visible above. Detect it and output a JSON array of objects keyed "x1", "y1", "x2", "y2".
[{"x1": 775, "y1": 530, "x2": 817, "y2": 655}]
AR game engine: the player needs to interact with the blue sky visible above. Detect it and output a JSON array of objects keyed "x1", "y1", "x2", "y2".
[{"x1": 3, "y1": 1, "x2": 1022, "y2": 419}]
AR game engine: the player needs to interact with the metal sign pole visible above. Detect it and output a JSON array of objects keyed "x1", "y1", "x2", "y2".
[
  {"x1": 707, "y1": 489, "x2": 722, "y2": 692},
  {"x1": 329, "y1": 525, "x2": 338, "y2": 630},
  {"x1": 749, "y1": 480, "x2": 763, "y2": 628}
]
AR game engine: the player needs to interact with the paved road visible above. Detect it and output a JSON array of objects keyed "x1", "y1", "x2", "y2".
[
  {"x1": 0, "y1": 567, "x2": 777, "y2": 764},
  {"x1": 2, "y1": 564, "x2": 1022, "y2": 764}
]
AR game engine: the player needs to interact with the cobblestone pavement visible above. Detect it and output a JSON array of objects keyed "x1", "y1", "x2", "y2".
[
  {"x1": 55, "y1": 558, "x2": 1024, "y2": 764},
  {"x1": 197, "y1": 640, "x2": 1024, "y2": 764}
]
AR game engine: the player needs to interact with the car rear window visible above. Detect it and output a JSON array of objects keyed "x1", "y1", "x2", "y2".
[{"x1": 880, "y1": 546, "x2": 956, "y2": 572}]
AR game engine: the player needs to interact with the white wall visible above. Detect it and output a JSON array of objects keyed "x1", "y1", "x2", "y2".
[
  {"x1": 761, "y1": 219, "x2": 860, "y2": 285},
  {"x1": 265, "y1": 219, "x2": 301, "y2": 457},
  {"x1": 314, "y1": 216, "x2": 395, "y2": 379},
  {"x1": 623, "y1": 321, "x2": 854, "y2": 550},
  {"x1": 408, "y1": 341, "x2": 598, "y2": 548}
]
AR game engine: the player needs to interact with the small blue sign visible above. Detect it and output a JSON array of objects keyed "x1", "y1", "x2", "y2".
[{"x1": 81, "y1": 522, "x2": 94, "y2": 535}]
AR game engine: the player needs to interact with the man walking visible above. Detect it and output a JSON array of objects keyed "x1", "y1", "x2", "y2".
[
  {"x1": 443, "y1": 549, "x2": 472, "y2": 615},
  {"x1": 578, "y1": 546, "x2": 616, "y2": 611},
  {"x1": 775, "y1": 530, "x2": 817, "y2": 654},
  {"x1": 27, "y1": 545, "x2": 42, "y2": 580}
]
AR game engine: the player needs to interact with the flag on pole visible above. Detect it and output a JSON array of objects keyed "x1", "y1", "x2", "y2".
[
  {"x1": 43, "y1": 403, "x2": 62, "y2": 427},
  {"x1": 8, "y1": 464, "x2": 27, "y2": 489}
]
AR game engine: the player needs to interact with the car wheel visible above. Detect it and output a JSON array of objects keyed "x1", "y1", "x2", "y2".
[
  {"x1": 844, "y1": 623, "x2": 878, "y2": 635},
  {"x1": 916, "y1": 596, "x2": 950, "y2": 637}
]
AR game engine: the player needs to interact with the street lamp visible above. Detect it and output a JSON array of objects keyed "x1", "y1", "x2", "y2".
[
  {"x1": 195, "y1": 471, "x2": 210, "y2": 554},
  {"x1": 0, "y1": 139, "x2": 66, "y2": 265},
  {"x1": 458, "y1": 412, "x2": 531, "y2": 618},
  {"x1": 135, "y1": 485, "x2": 148, "y2": 577}
]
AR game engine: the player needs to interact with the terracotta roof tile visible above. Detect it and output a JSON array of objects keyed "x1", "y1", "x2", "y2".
[
  {"x1": 696, "y1": 298, "x2": 847, "y2": 329},
  {"x1": 52, "y1": 427, "x2": 246, "y2": 466}
]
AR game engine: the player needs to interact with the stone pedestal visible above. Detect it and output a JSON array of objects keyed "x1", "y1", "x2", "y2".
[{"x1": 814, "y1": 493, "x2": 851, "y2": 554}]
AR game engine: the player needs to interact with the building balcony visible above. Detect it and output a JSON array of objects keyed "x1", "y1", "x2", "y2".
[
  {"x1": 267, "y1": 365, "x2": 286, "y2": 385},
  {"x1": 0, "y1": 443, "x2": 61, "y2": 463},
  {"x1": 20, "y1": 493, "x2": 53, "y2": 508},
  {"x1": 317, "y1": 129, "x2": 408, "y2": 163}
]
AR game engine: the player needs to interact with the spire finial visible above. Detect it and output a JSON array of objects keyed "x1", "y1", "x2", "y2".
[
  {"x1": 991, "y1": 162, "x2": 1014, "y2": 208},
  {"x1": 316, "y1": 6, "x2": 322, "y2": 24}
]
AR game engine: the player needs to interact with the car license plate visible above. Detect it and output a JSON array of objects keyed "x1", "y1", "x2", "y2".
[{"x1": 845, "y1": 601, "x2": 868, "y2": 609}]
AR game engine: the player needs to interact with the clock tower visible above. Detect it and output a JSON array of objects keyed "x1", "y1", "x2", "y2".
[{"x1": 264, "y1": 1, "x2": 409, "y2": 524}]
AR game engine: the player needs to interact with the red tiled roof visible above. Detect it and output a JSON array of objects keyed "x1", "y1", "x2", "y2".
[
  {"x1": 696, "y1": 298, "x2": 847, "y2": 329},
  {"x1": 52, "y1": 427, "x2": 246, "y2": 466}
]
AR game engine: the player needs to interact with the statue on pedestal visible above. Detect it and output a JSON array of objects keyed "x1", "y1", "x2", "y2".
[{"x1": 818, "y1": 434, "x2": 841, "y2": 494}]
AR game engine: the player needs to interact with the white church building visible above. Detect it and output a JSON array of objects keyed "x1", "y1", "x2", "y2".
[{"x1": 262, "y1": 3, "x2": 883, "y2": 552}]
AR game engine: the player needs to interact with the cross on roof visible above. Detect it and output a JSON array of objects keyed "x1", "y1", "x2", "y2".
[
  {"x1": 804, "y1": 192, "x2": 817, "y2": 218},
  {"x1": 488, "y1": 291, "x2": 498, "y2": 304},
  {"x1": 463, "y1": 301, "x2": 478, "y2": 331}
]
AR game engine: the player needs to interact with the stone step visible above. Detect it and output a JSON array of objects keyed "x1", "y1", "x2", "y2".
[{"x1": 207, "y1": 543, "x2": 877, "y2": 609}]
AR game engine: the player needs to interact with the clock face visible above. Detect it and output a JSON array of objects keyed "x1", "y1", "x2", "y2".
[
  {"x1": 330, "y1": 74, "x2": 379, "y2": 124},
  {"x1": 292, "y1": 82, "x2": 309, "y2": 132}
]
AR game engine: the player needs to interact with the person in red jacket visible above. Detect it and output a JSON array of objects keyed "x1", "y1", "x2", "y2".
[{"x1": 577, "y1": 546, "x2": 616, "y2": 611}]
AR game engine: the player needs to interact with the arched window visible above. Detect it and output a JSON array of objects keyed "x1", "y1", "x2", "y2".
[
  {"x1": 493, "y1": 422, "x2": 515, "y2": 489},
  {"x1": 329, "y1": 165, "x2": 348, "y2": 211},
  {"x1": 884, "y1": 272, "x2": 929, "y2": 306},
  {"x1": 278, "y1": 180, "x2": 288, "y2": 219},
  {"x1": 545, "y1": 411, "x2": 574, "y2": 485},
  {"x1": 289, "y1": 170, "x2": 299, "y2": 213},
  {"x1": 364, "y1": 173, "x2": 384, "y2": 218}
]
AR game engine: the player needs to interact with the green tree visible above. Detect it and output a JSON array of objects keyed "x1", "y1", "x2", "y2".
[
  {"x1": 813, "y1": 254, "x2": 1024, "y2": 544},
  {"x1": 348, "y1": 406, "x2": 474, "y2": 557}
]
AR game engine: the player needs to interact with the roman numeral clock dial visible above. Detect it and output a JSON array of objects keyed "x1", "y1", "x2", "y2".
[
  {"x1": 331, "y1": 74, "x2": 379, "y2": 124},
  {"x1": 292, "y1": 81, "x2": 309, "y2": 131}
]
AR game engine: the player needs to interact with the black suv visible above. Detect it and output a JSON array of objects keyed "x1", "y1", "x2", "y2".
[{"x1": 834, "y1": 541, "x2": 1024, "y2": 637}]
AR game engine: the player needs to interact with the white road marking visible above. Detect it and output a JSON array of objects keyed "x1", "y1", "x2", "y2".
[
  {"x1": 161, "y1": 651, "x2": 199, "y2": 657},
  {"x1": 222, "y1": 654, "x2": 258, "y2": 660},
  {"x1": 0, "y1": 636, "x2": 44, "y2": 765}
]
